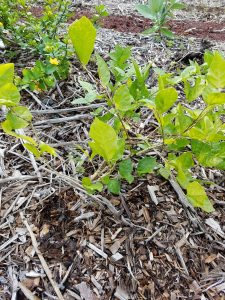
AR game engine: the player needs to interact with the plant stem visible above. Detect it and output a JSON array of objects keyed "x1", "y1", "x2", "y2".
[{"x1": 182, "y1": 106, "x2": 211, "y2": 134}]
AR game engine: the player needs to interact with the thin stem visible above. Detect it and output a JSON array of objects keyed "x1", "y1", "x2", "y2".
[{"x1": 181, "y1": 106, "x2": 211, "y2": 134}]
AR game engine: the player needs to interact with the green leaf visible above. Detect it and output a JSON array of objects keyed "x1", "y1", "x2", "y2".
[
  {"x1": 143, "y1": 25, "x2": 159, "y2": 35},
  {"x1": 113, "y1": 85, "x2": 134, "y2": 112},
  {"x1": 79, "y1": 80, "x2": 95, "y2": 92},
  {"x1": 203, "y1": 92, "x2": 225, "y2": 106},
  {"x1": 137, "y1": 156, "x2": 158, "y2": 175},
  {"x1": 82, "y1": 177, "x2": 103, "y2": 194},
  {"x1": 155, "y1": 87, "x2": 178, "y2": 114},
  {"x1": 191, "y1": 140, "x2": 225, "y2": 170},
  {"x1": 0, "y1": 99, "x2": 17, "y2": 106},
  {"x1": 207, "y1": 51, "x2": 225, "y2": 89},
  {"x1": 150, "y1": 0, "x2": 164, "y2": 14},
  {"x1": 0, "y1": 83, "x2": 20, "y2": 105},
  {"x1": 23, "y1": 143, "x2": 41, "y2": 158},
  {"x1": 181, "y1": 65, "x2": 197, "y2": 79},
  {"x1": 101, "y1": 175, "x2": 110, "y2": 185},
  {"x1": 184, "y1": 77, "x2": 206, "y2": 102},
  {"x1": 89, "y1": 118, "x2": 124, "y2": 162},
  {"x1": 186, "y1": 182, "x2": 214, "y2": 213},
  {"x1": 12, "y1": 106, "x2": 32, "y2": 122},
  {"x1": 40, "y1": 142, "x2": 56, "y2": 156},
  {"x1": 168, "y1": 152, "x2": 194, "y2": 189},
  {"x1": 204, "y1": 50, "x2": 214, "y2": 66},
  {"x1": 135, "y1": 4, "x2": 156, "y2": 19},
  {"x1": 119, "y1": 159, "x2": 134, "y2": 184},
  {"x1": 171, "y1": 3, "x2": 186, "y2": 10},
  {"x1": 107, "y1": 179, "x2": 120, "y2": 195},
  {"x1": 160, "y1": 28, "x2": 174, "y2": 38},
  {"x1": 0, "y1": 63, "x2": 14, "y2": 87},
  {"x1": 72, "y1": 91, "x2": 99, "y2": 105},
  {"x1": 96, "y1": 53, "x2": 110, "y2": 87},
  {"x1": 7, "y1": 111, "x2": 29, "y2": 129},
  {"x1": 68, "y1": 16, "x2": 96, "y2": 66},
  {"x1": 159, "y1": 166, "x2": 171, "y2": 179}
]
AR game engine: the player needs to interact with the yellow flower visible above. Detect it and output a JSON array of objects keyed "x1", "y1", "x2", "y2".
[
  {"x1": 0, "y1": 22, "x2": 3, "y2": 27},
  {"x1": 50, "y1": 58, "x2": 59, "y2": 65}
]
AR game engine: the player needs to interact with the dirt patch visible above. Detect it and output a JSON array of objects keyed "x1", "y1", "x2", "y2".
[
  {"x1": 30, "y1": 6, "x2": 225, "y2": 41},
  {"x1": 71, "y1": 10, "x2": 225, "y2": 41}
]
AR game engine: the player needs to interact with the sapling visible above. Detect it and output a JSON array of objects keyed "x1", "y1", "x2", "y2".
[{"x1": 136, "y1": 0, "x2": 185, "y2": 38}]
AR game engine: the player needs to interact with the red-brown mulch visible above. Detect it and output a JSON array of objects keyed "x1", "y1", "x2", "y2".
[
  {"x1": 71, "y1": 10, "x2": 225, "y2": 41},
  {"x1": 30, "y1": 6, "x2": 225, "y2": 41}
]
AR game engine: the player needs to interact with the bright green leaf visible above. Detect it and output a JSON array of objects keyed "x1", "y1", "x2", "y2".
[
  {"x1": 7, "y1": 112, "x2": 29, "y2": 129},
  {"x1": 12, "y1": 106, "x2": 32, "y2": 122},
  {"x1": 40, "y1": 142, "x2": 56, "y2": 156},
  {"x1": 113, "y1": 85, "x2": 134, "y2": 112},
  {"x1": 155, "y1": 87, "x2": 178, "y2": 114},
  {"x1": 186, "y1": 182, "x2": 214, "y2": 213},
  {"x1": 184, "y1": 77, "x2": 206, "y2": 102},
  {"x1": 203, "y1": 92, "x2": 225, "y2": 106},
  {"x1": 96, "y1": 53, "x2": 110, "y2": 87},
  {"x1": 23, "y1": 143, "x2": 41, "y2": 158},
  {"x1": 82, "y1": 177, "x2": 103, "y2": 194},
  {"x1": 207, "y1": 51, "x2": 225, "y2": 89},
  {"x1": 89, "y1": 118, "x2": 124, "y2": 162},
  {"x1": 0, "y1": 63, "x2": 14, "y2": 87},
  {"x1": 159, "y1": 166, "x2": 171, "y2": 179},
  {"x1": 0, "y1": 83, "x2": 20, "y2": 104},
  {"x1": 68, "y1": 16, "x2": 96, "y2": 66}
]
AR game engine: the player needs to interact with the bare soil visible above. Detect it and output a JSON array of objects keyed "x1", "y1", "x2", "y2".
[{"x1": 72, "y1": 10, "x2": 225, "y2": 41}]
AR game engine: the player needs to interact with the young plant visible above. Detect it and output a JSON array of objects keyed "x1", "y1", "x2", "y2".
[
  {"x1": 136, "y1": 0, "x2": 185, "y2": 38},
  {"x1": 0, "y1": 63, "x2": 55, "y2": 157},
  {"x1": 80, "y1": 48, "x2": 225, "y2": 213},
  {"x1": 0, "y1": 0, "x2": 72, "y2": 59},
  {"x1": 91, "y1": 4, "x2": 109, "y2": 28},
  {"x1": 19, "y1": 58, "x2": 69, "y2": 92}
]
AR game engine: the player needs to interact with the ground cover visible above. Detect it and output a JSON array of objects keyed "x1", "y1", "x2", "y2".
[{"x1": 0, "y1": 1, "x2": 225, "y2": 300}]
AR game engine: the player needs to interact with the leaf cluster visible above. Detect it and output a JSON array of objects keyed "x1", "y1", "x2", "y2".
[{"x1": 136, "y1": 0, "x2": 185, "y2": 38}]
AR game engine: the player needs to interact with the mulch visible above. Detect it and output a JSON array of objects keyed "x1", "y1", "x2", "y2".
[
  {"x1": 72, "y1": 10, "x2": 225, "y2": 41},
  {"x1": 1, "y1": 2, "x2": 225, "y2": 300}
]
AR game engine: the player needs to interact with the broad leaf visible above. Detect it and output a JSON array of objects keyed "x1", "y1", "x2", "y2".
[
  {"x1": 184, "y1": 77, "x2": 206, "y2": 102},
  {"x1": 23, "y1": 143, "x2": 41, "y2": 158},
  {"x1": 40, "y1": 142, "x2": 56, "y2": 156},
  {"x1": 12, "y1": 106, "x2": 32, "y2": 122},
  {"x1": 107, "y1": 179, "x2": 120, "y2": 195},
  {"x1": 186, "y1": 182, "x2": 214, "y2": 213},
  {"x1": 96, "y1": 53, "x2": 110, "y2": 87},
  {"x1": 68, "y1": 16, "x2": 96, "y2": 66},
  {"x1": 135, "y1": 4, "x2": 156, "y2": 20},
  {"x1": 0, "y1": 63, "x2": 14, "y2": 87},
  {"x1": 89, "y1": 118, "x2": 124, "y2": 162},
  {"x1": 113, "y1": 85, "x2": 134, "y2": 112},
  {"x1": 119, "y1": 159, "x2": 134, "y2": 184},
  {"x1": 203, "y1": 92, "x2": 225, "y2": 106},
  {"x1": 207, "y1": 51, "x2": 225, "y2": 89},
  {"x1": 82, "y1": 177, "x2": 103, "y2": 194},
  {"x1": 0, "y1": 83, "x2": 20, "y2": 104},
  {"x1": 137, "y1": 156, "x2": 158, "y2": 175},
  {"x1": 7, "y1": 112, "x2": 29, "y2": 129},
  {"x1": 155, "y1": 87, "x2": 178, "y2": 113}
]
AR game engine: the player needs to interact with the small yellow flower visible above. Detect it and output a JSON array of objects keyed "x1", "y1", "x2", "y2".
[
  {"x1": 50, "y1": 57, "x2": 59, "y2": 65},
  {"x1": 0, "y1": 22, "x2": 3, "y2": 27}
]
